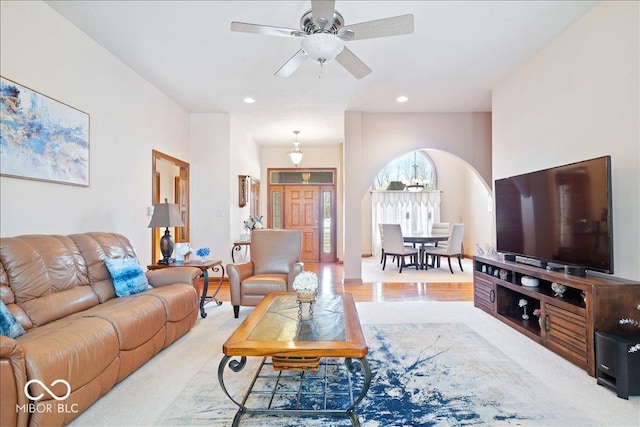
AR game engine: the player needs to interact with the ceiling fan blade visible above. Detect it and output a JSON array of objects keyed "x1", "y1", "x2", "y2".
[
  {"x1": 335, "y1": 47, "x2": 371, "y2": 79},
  {"x1": 231, "y1": 21, "x2": 305, "y2": 38},
  {"x1": 311, "y1": 0, "x2": 336, "y2": 30},
  {"x1": 339, "y1": 14, "x2": 414, "y2": 41},
  {"x1": 275, "y1": 49, "x2": 308, "y2": 78}
]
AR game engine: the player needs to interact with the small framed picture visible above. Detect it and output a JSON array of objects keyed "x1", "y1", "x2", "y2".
[{"x1": 238, "y1": 175, "x2": 248, "y2": 207}]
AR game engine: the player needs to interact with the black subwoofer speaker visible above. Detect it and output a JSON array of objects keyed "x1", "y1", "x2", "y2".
[{"x1": 595, "y1": 331, "x2": 640, "y2": 399}]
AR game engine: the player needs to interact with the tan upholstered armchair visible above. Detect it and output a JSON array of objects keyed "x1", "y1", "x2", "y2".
[{"x1": 227, "y1": 229, "x2": 304, "y2": 318}]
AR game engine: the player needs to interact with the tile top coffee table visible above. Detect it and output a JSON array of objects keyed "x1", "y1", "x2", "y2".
[{"x1": 218, "y1": 292, "x2": 370, "y2": 426}]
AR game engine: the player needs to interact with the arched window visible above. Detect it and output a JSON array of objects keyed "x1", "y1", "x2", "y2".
[
  {"x1": 374, "y1": 150, "x2": 437, "y2": 191},
  {"x1": 370, "y1": 150, "x2": 441, "y2": 256}
]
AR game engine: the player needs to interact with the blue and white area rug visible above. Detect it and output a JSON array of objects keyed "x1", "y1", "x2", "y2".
[{"x1": 158, "y1": 323, "x2": 592, "y2": 426}]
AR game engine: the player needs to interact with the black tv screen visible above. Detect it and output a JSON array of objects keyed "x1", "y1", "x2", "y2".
[{"x1": 495, "y1": 156, "x2": 613, "y2": 274}]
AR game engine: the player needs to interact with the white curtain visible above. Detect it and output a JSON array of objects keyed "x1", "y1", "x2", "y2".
[{"x1": 371, "y1": 191, "x2": 442, "y2": 256}]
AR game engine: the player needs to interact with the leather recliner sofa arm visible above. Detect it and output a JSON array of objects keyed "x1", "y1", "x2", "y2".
[
  {"x1": 1, "y1": 335, "x2": 28, "y2": 427},
  {"x1": 227, "y1": 262, "x2": 255, "y2": 306},
  {"x1": 286, "y1": 262, "x2": 305, "y2": 291},
  {"x1": 146, "y1": 267, "x2": 201, "y2": 288}
]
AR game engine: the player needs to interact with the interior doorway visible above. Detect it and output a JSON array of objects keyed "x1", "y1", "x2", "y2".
[
  {"x1": 151, "y1": 150, "x2": 190, "y2": 263},
  {"x1": 267, "y1": 168, "x2": 336, "y2": 263}
]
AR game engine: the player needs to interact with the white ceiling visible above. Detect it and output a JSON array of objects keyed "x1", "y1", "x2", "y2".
[{"x1": 46, "y1": 0, "x2": 598, "y2": 147}]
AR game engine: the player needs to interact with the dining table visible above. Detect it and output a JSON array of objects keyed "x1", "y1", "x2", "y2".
[{"x1": 403, "y1": 233, "x2": 449, "y2": 269}]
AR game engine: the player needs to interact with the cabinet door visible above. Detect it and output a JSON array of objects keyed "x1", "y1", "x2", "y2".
[
  {"x1": 474, "y1": 275, "x2": 495, "y2": 313},
  {"x1": 544, "y1": 303, "x2": 588, "y2": 370}
]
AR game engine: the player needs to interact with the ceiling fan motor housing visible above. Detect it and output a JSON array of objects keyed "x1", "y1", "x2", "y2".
[{"x1": 300, "y1": 9, "x2": 344, "y2": 34}]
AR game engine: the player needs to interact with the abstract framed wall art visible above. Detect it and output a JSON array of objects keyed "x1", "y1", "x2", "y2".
[{"x1": 0, "y1": 77, "x2": 90, "y2": 186}]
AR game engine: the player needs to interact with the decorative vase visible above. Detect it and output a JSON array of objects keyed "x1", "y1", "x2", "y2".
[
  {"x1": 296, "y1": 291, "x2": 317, "y2": 318},
  {"x1": 184, "y1": 253, "x2": 191, "y2": 264},
  {"x1": 296, "y1": 292, "x2": 316, "y2": 304}
]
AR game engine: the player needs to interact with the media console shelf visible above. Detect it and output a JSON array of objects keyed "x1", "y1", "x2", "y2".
[{"x1": 473, "y1": 254, "x2": 640, "y2": 376}]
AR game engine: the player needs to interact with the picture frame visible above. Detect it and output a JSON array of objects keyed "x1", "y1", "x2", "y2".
[
  {"x1": 238, "y1": 175, "x2": 248, "y2": 207},
  {"x1": 0, "y1": 76, "x2": 90, "y2": 186}
]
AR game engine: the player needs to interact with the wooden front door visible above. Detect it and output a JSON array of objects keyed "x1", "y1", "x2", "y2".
[{"x1": 285, "y1": 186, "x2": 320, "y2": 262}]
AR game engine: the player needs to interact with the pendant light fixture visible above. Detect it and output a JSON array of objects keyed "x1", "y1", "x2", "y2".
[
  {"x1": 406, "y1": 150, "x2": 425, "y2": 191},
  {"x1": 288, "y1": 130, "x2": 303, "y2": 167}
]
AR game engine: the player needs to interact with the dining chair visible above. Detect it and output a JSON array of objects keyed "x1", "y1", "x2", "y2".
[
  {"x1": 431, "y1": 222, "x2": 451, "y2": 235},
  {"x1": 423, "y1": 223, "x2": 465, "y2": 274},
  {"x1": 380, "y1": 224, "x2": 419, "y2": 273},
  {"x1": 379, "y1": 223, "x2": 414, "y2": 264},
  {"x1": 423, "y1": 222, "x2": 450, "y2": 264}
]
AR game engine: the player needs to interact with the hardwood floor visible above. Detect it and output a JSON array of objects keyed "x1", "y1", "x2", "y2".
[{"x1": 203, "y1": 262, "x2": 473, "y2": 303}]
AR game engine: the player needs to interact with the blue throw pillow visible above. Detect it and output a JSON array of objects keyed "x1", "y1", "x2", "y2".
[
  {"x1": 0, "y1": 300, "x2": 25, "y2": 338},
  {"x1": 104, "y1": 257, "x2": 152, "y2": 297}
]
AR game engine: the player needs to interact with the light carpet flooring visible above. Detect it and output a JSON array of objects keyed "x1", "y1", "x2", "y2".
[
  {"x1": 361, "y1": 256, "x2": 473, "y2": 283},
  {"x1": 69, "y1": 300, "x2": 639, "y2": 426}
]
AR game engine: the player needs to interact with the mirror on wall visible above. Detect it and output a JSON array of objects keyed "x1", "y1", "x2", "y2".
[
  {"x1": 151, "y1": 150, "x2": 190, "y2": 263},
  {"x1": 239, "y1": 174, "x2": 260, "y2": 217},
  {"x1": 250, "y1": 176, "x2": 260, "y2": 218}
]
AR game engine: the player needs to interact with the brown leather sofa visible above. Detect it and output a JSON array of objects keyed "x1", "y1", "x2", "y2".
[
  {"x1": 227, "y1": 229, "x2": 303, "y2": 318},
  {"x1": 0, "y1": 232, "x2": 201, "y2": 427}
]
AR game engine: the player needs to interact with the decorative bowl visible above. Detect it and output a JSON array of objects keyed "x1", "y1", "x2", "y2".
[{"x1": 521, "y1": 276, "x2": 539, "y2": 287}]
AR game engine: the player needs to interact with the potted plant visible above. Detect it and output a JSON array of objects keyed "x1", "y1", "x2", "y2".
[{"x1": 243, "y1": 215, "x2": 263, "y2": 239}]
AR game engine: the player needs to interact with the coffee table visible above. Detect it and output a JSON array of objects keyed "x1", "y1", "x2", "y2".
[{"x1": 218, "y1": 292, "x2": 370, "y2": 426}]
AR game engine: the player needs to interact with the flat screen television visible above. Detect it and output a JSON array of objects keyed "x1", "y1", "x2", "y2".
[{"x1": 495, "y1": 156, "x2": 613, "y2": 274}]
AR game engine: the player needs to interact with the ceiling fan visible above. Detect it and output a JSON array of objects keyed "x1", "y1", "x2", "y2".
[{"x1": 230, "y1": 0, "x2": 414, "y2": 79}]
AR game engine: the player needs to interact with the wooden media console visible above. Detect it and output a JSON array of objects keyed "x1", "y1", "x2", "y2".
[{"x1": 473, "y1": 254, "x2": 640, "y2": 376}]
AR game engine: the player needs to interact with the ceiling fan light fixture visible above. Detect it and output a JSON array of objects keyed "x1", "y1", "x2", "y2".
[{"x1": 301, "y1": 33, "x2": 344, "y2": 64}]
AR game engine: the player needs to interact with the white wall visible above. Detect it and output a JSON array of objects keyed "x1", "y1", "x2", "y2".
[
  {"x1": 344, "y1": 112, "x2": 492, "y2": 281},
  {"x1": 189, "y1": 113, "x2": 230, "y2": 264},
  {"x1": 0, "y1": 1, "x2": 190, "y2": 264},
  {"x1": 230, "y1": 116, "x2": 261, "y2": 243},
  {"x1": 493, "y1": 1, "x2": 639, "y2": 280},
  {"x1": 426, "y1": 149, "x2": 493, "y2": 256}
]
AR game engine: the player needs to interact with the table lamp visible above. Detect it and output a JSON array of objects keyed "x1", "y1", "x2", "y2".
[{"x1": 148, "y1": 198, "x2": 184, "y2": 264}]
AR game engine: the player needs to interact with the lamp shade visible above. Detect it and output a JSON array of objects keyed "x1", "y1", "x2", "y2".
[
  {"x1": 301, "y1": 33, "x2": 344, "y2": 63},
  {"x1": 148, "y1": 199, "x2": 184, "y2": 228}
]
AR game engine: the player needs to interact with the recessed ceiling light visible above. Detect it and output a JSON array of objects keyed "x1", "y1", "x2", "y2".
[
  {"x1": 396, "y1": 96, "x2": 408, "y2": 103},
  {"x1": 243, "y1": 97, "x2": 256, "y2": 104}
]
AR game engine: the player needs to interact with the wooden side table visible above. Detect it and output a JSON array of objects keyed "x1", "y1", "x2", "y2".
[{"x1": 147, "y1": 260, "x2": 224, "y2": 318}]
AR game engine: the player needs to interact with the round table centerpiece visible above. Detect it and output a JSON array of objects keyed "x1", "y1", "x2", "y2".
[{"x1": 293, "y1": 271, "x2": 319, "y2": 316}]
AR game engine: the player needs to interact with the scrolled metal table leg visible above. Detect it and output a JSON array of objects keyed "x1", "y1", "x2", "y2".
[
  {"x1": 342, "y1": 357, "x2": 371, "y2": 426},
  {"x1": 231, "y1": 244, "x2": 241, "y2": 263},
  {"x1": 218, "y1": 355, "x2": 248, "y2": 425},
  {"x1": 347, "y1": 408, "x2": 361, "y2": 427},
  {"x1": 199, "y1": 269, "x2": 209, "y2": 318},
  {"x1": 209, "y1": 265, "x2": 224, "y2": 306}
]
